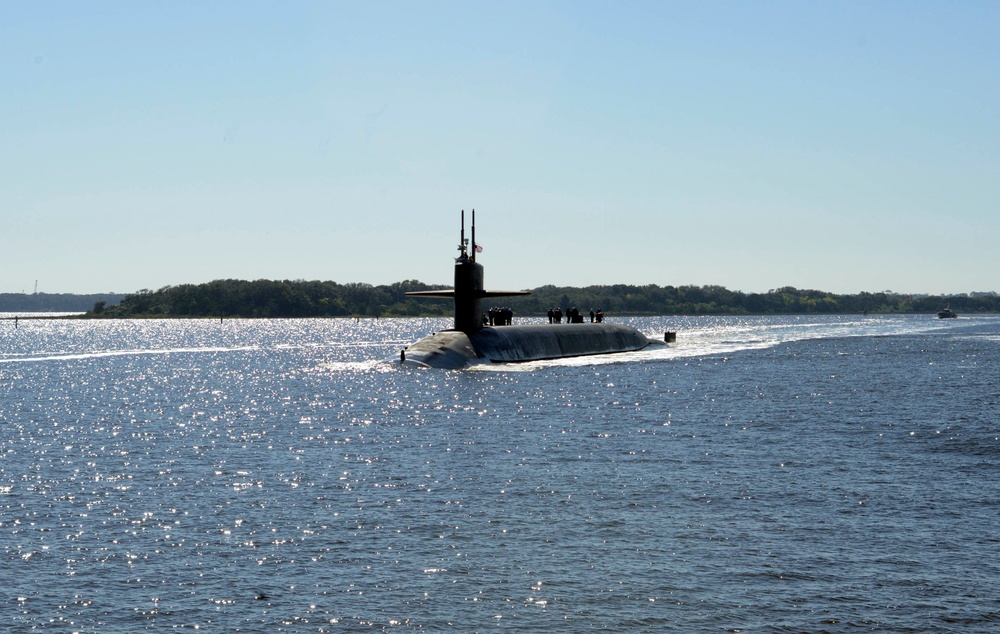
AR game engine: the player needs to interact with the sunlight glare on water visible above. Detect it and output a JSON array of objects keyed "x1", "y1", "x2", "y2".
[{"x1": 2, "y1": 314, "x2": 998, "y2": 632}]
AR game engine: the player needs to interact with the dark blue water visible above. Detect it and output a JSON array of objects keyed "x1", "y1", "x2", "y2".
[{"x1": 2, "y1": 315, "x2": 998, "y2": 632}]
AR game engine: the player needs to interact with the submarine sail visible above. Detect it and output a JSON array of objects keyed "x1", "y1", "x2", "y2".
[
  {"x1": 401, "y1": 210, "x2": 664, "y2": 368},
  {"x1": 404, "y1": 209, "x2": 529, "y2": 334}
]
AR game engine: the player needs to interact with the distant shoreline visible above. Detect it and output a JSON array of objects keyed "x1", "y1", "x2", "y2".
[
  {"x1": 4, "y1": 281, "x2": 998, "y2": 319},
  {"x1": 1, "y1": 312, "x2": 85, "y2": 320}
]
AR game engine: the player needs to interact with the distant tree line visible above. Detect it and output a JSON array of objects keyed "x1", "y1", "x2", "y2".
[
  {"x1": 505, "y1": 285, "x2": 1000, "y2": 316},
  {"x1": 93, "y1": 279, "x2": 453, "y2": 318},
  {"x1": 0, "y1": 292, "x2": 124, "y2": 313},
  {"x1": 84, "y1": 279, "x2": 1000, "y2": 318}
]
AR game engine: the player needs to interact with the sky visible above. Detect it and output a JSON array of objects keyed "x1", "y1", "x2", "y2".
[{"x1": 3, "y1": 1, "x2": 998, "y2": 296}]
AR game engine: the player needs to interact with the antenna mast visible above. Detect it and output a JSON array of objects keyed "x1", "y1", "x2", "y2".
[
  {"x1": 459, "y1": 209, "x2": 468, "y2": 258},
  {"x1": 471, "y1": 209, "x2": 476, "y2": 262}
]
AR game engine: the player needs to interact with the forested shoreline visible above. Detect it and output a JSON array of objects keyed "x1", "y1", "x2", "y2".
[{"x1": 71, "y1": 279, "x2": 1000, "y2": 318}]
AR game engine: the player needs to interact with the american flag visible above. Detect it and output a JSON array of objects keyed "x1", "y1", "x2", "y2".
[{"x1": 474, "y1": 245, "x2": 483, "y2": 253}]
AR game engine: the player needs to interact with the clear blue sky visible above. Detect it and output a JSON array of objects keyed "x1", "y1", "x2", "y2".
[{"x1": 3, "y1": 1, "x2": 998, "y2": 295}]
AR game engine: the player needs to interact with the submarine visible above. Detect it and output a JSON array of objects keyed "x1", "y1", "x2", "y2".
[{"x1": 399, "y1": 210, "x2": 667, "y2": 368}]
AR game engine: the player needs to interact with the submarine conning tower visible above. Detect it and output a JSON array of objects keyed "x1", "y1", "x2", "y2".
[
  {"x1": 453, "y1": 210, "x2": 485, "y2": 333},
  {"x1": 405, "y1": 210, "x2": 530, "y2": 335}
]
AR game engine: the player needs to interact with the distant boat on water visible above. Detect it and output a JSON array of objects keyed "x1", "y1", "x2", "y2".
[{"x1": 937, "y1": 306, "x2": 958, "y2": 319}]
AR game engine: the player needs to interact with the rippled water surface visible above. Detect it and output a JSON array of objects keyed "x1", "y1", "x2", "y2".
[{"x1": 2, "y1": 315, "x2": 999, "y2": 632}]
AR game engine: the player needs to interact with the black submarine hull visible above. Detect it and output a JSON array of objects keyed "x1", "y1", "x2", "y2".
[
  {"x1": 401, "y1": 323, "x2": 664, "y2": 369},
  {"x1": 401, "y1": 210, "x2": 673, "y2": 368}
]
